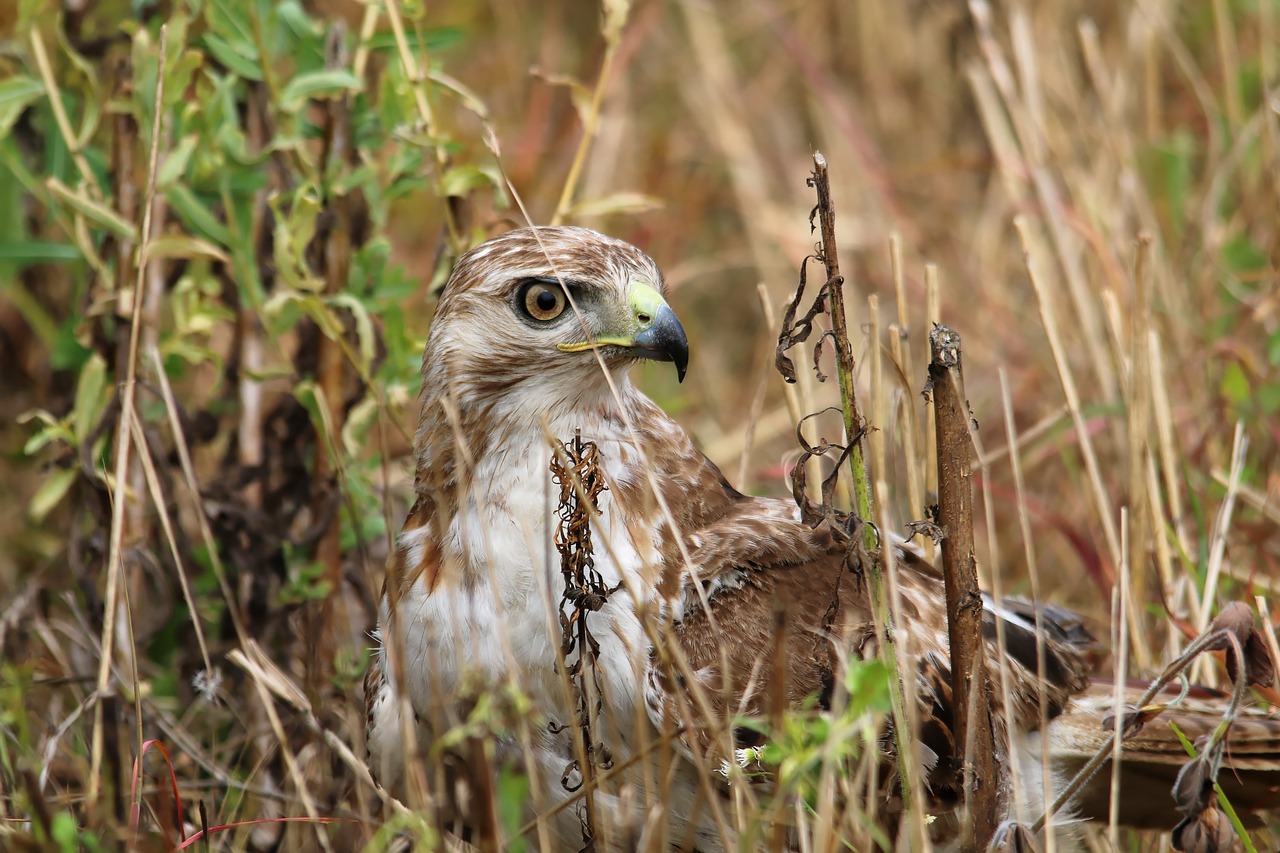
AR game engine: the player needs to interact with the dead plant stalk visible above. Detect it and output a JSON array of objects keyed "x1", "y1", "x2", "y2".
[
  {"x1": 805, "y1": 152, "x2": 920, "y2": 827},
  {"x1": 928, "y1": 324, "x2": 999, "y2": 849}
]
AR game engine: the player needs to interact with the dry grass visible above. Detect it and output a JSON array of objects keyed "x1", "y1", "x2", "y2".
[{"x1": 1, "y1": 0, "x2": 1278, "y2": 850}]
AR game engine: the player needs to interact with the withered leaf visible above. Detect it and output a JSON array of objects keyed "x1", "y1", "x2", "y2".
[{"x1": 1206, "y1": 602, "x2": 1276, "y2": 688}]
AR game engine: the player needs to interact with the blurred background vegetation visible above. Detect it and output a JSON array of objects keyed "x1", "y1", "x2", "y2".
[{"x1": 0, "y1": 0, "x2": 1277, "y2": 849}]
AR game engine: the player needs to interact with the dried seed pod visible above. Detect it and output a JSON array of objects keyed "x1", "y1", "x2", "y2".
[
  {"x1": 1171, "y1": 735, "x2": 1227, "y2": 817},
  {"x1": 1172, "y1": 754, "x2": 1215, "y2": 817},
  {"x1": 1172, "y1": 807, "x2": 1240, "y2": 853}
]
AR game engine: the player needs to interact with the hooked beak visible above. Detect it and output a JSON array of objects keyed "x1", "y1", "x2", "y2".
[{"x1": 557, "y1": 281, "x2": 689, "y2": 382}]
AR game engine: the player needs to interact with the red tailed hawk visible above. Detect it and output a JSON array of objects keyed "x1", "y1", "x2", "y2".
[{"x1": 366, "y1": 226, "x2": 1279, "y2": 851}]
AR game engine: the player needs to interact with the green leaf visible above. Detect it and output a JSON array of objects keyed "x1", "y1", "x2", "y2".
[
  {"x1": 0, "y1": 241, "x2": 83, "y2": 262},
  {"x1": 142, "y1": 235, "x2": 230, "y2": 263},
  {"x1": 1221, "y1": 233, "x2": 1266, "y2": 275},
  {"x1": 495, "y1": 763, "x2": 530, "y2": 853},
  {"x1": 441, "y1": 164, "x2": 494, "y2": 197},
  {"x1": 50, "y1": 321, "x2": 91, "y2": 371},
  {"x1": 1220, "y1": 361, "x2": 1250, "y2": 405},
  {"x1": 270, "y1": 185, "x2": 323, "y2": 290},
  {"x1": 45, "y1": 179, "x2": 138, "y2": 240},
  {"x1": 156, "y1": 134, "x2": 200, "y2": 188},
  {"x1": 342, "y1": 397, "x2": 380, "y2": 459},
  {"x1": 200, "y1": 32, "x2": 263, "y2": 81},
  {"x1": 72, "y1": 353, "x2": 109, "y2": 445},
  {"x1": 327, "y1": 292, "x2": 376, "y2": 373},
  {"x1": 23, "y1": 421, "x2": 68, "y2": 455},
  {"x1": 29, "y1": 468, "x2": 77, "y2": 522},
  {"x1": 0, "y1": 76, "x2": 44, "y2": 139},
  {"x1": 167, "y1": 184, "x2": 232, "y2": 245},
  {"x1": 361, "y1": 27, "x2": 464, "y2": 54},
  {"x1": 1142, "y1": 131, "x2": 1196, "y2": 236},
  {"x1": 278, "y1": 70, "x2": 361, "y2": 113},
  {"x1": 569, "y1": 191, "x2": 663, "y2": 219}
]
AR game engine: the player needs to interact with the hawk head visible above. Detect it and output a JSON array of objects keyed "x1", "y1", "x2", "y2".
[{"x1": 424, "y1": 227, "x2": 688, "y2": 416}]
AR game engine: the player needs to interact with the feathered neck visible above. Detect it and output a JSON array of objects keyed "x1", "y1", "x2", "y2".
[{"x1": 386, "y1": 348, "x2": 650, "y2": 601}]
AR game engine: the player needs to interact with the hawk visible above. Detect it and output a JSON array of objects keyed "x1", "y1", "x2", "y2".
[{"x1": 366, "y1": 226, "x2": 1279, "y2": 851}]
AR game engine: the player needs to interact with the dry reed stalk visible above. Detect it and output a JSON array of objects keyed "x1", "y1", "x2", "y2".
[
  {"x1": 29, "y1": 29, "x2": 101, "y2": 199},
  {"x1": 998, "y1": 369, "x2": 1059, "y2": 851},
  {"x1": 550, "y1": 0, "x2": 628, "y2": 224},
  {"x1": 868, "y1": 309, "x2": 930, "y2": 853},
  {"x1": 887, "y1": 331, "x2": 925, "y2": 520},
  {"x1": 970, "y1": 0, "x2": 1117, "y2": 404},
  {"x1": 89, "y1": 24, "x2": 168, "y2": 806},
  {"x1": 247, "y1": 665, "x2": 336, "y2": 853},
  {"x1": 125, "y1": 416, "x2": 212, "y2": 676},
  {"x1": 109, "y1": 61, "x2": 144, "y2": 689},
  {"x1": 1125, "y1": 237, "x2": 1155, "y2": 671},
  {"x1": 1147, "y1": 331, "x2": 1200, "y2": 638},
  {"x1": 868, "y1": 295, "x2": 886, "y2": 526},
  {"x1": 229, "y1": 643, "x2": 414, "y2": 816},
  {"x1": 974, "y1": 405, "x2": 1068, "y2": 472},
  {"x1": 1108, "y1": 512, "x2": 1132, "y2": 849},
  {"x1": 1015, "y1": 218, "x2": 1122, "y2": 571},
  {"x1": 1210, "y1": 0, "x2": 1243, "y2": 131},
  {"x1": 675, "y1": 0, "x2": 793, "y2": 285},
  {"x1": 889, "y1": 237, "x2": 925, "y2": 530},
  {"x1": 1191, "y1": 423, "x2": 1248, "y2": 686},
  {"x1": 733, "y1": 284, "x2": 783, "y2": 492}
]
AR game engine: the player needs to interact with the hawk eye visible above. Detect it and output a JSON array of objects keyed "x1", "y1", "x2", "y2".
[{"x1": 519, "y1": 281, "x2": 567, "y2": 322}]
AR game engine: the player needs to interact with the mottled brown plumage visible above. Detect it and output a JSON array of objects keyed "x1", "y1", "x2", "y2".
[{"x1": 365, "y1": 226, "x2": 1280, "y2": 851}]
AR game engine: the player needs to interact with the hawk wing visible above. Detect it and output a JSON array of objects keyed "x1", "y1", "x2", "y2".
[{"x1": 629, "y1": 435, "x2": 1097, "y2": 807}]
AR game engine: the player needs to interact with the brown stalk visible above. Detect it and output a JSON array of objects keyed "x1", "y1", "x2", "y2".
[
  {"x1": 927, "y1": 323, "x2": 999, "y2": 849},
  {"x1": 304, "y1": 23, "x2": 356, "y2": 699}
]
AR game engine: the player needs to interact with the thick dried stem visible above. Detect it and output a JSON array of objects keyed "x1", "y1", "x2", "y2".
[{"x1": 928, "y1": 323, "x2": 999, "y2": 849}]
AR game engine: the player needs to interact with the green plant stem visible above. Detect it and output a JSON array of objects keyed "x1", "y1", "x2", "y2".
[{"x1": 809, "y1": 151, "x2": 918, "y2": 830}]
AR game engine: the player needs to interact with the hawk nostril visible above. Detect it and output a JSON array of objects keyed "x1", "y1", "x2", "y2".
[{"x1": 637, "y1": 312, "x2": 652, "y2": 324}]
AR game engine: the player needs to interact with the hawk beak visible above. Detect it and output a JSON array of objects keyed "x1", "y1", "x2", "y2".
[
  {"x1": 629, "y1": 301, "x2": 689, "y2": 383},
  {"x1": 558, "y1": 282, "x2": 690, "y2": 383}
]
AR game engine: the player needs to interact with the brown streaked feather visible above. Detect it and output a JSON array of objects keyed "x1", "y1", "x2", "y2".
[
  {"x1": 639, "y1": 444, "x2": 1101, "y2": 809},
  {"x1": 386, "y1": 496, "x2": 441, "y2": 605}
]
